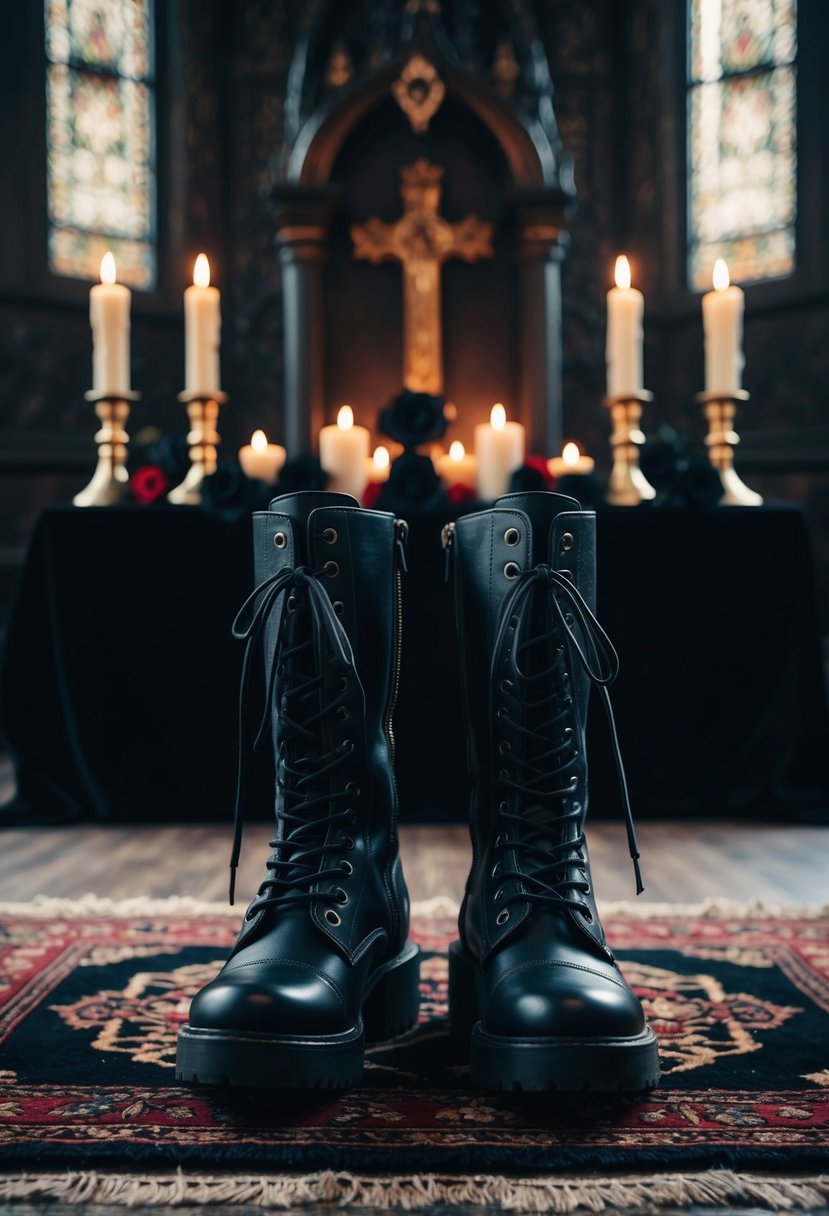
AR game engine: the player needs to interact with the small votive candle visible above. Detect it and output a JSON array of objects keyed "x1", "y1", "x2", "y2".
[
  {"x1": 436, "y1": 440, "x2": 477, "y2": 489},
  {"x1": 239, "y1": 430, "x2": 286, "y2": 482},
  {"x1": 367, "y1": 445, "x2": 391, "y2": 484},
  {"x1": 319, "y1": 405, "x2": 370, "y2": 500},
  {"x1": 548, "y1": 441, "x2": 595, "y2": 479}
]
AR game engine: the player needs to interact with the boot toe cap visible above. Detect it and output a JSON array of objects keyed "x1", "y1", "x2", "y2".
[
  {"x1": 485, "y1": 961, "x2": 645, "y2": 1040},
  {"x1": 188, "y1": 963, "x2": 353, "y2": 1037}
]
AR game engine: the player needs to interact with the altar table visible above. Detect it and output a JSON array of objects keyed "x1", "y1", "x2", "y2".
[{"x1": 2, "y1": 503, "x2": 827, "y2": 826}]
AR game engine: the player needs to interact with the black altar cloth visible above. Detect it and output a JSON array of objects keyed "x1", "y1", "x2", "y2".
[{"x1": 2, "y1": 502, "x2": 827, "y2": 826}]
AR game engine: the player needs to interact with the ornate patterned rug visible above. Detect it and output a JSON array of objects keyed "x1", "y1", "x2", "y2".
[{"x1": 1, "y1": 896, "x2": 828, "y2": 1210}]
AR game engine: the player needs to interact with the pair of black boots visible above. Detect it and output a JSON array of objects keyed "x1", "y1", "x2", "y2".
[{"x1": 176, "y1": 490, "x2": 659, "y2": 1093}]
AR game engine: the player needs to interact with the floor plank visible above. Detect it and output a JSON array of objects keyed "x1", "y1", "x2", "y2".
[{"x1": 1, "y1": 820, "x2": 827, "y2": 906}]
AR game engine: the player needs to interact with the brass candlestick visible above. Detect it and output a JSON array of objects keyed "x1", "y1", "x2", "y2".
[
  {"x1": 696, "y1": 389, "x2": 762, "y2": 506},
  {"x1": 603, "y1": 390, "x2": 657, "y2": 506},
  {"x1": 168, "y1": 390, "x2": 228, "y2": 505},
  {"x1": 73, "y1": 390, "x2": 141, "y2": 508}
]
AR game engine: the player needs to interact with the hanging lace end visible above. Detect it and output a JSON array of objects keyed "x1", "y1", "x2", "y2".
[
  {"x1": 632, "y1": 854, "x2": 644, "y2": 896},
  {"x1": 229, "y1": 865, "x2": 238, "y2": 906}
]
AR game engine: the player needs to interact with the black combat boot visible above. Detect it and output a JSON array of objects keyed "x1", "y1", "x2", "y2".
[
  {"x1": 444, "y1": 492, "x2": 659, "y2": 1092},
  {"x1": 176, "y1": 492, "x2": 418, "y2": 1088}
]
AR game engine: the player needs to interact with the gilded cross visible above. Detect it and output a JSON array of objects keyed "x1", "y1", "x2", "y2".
[{"x1": 351, "y1": 159, "x2": 494, "y2": 395}]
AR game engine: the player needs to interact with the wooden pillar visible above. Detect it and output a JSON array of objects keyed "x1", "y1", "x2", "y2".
[
  {"x1": 513, "y1": 195, "x2": 571, "y2": 456},
  {"x1": 273, "y1": 191, "x2": 336, "y2": 454}
]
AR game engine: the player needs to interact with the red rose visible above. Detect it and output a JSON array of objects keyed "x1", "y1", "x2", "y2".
[
  {"x1": 447, "y1": 482, "x2": 475, "y2": 505},
  {"x1": 362, "y1": 481, "x2": 383, "y2": 508},
  {"x1": 131, "y1": 464, "x2": 171, "y2": 505},
  {"x1": 525, "y1": 455, "x2": 557, "y2": 489}
]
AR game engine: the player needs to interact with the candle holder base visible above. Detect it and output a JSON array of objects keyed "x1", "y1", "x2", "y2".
[
  {"x1": 168, "y1": 391, "x2": 228, "y2": 505},
  {"x1": 603, "y1": 391, "x2": 657, "y2": 506},
  {"x1": 73, "y1": 390, "x2": 141, "y2": 508},
  {"x1": 696, "y1": 390, "x2": 763, "y2": 507}
]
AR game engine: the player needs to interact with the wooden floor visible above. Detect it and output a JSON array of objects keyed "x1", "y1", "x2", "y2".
[{"x1": 2, "y1": 819, "x2": 828, "y2": 906}]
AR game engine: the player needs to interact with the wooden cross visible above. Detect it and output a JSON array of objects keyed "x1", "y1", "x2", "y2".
[{"x1": 351, "y1": 159, "x2": 494, "y2": 395}]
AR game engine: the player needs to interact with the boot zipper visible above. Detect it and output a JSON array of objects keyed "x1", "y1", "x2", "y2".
[
  {"x1": 441, "y1": 521, "x2": 455, "y2": 583},
  {"x1": 386, "y1": 520, "x2": 408, "y2": 766}
]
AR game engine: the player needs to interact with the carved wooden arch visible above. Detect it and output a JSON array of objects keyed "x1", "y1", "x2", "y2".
[{"x1": 287, "y1": 54, "x2": 554, "y2": 190}]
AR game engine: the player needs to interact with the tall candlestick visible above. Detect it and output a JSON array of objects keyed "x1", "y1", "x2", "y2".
[
  {"x1": 606, "y1": 255, "x2": 644, "y2": 398},
  {"x1": 475, "y1": 404, "x2": 525, "y2": 500},
  {"x1": 319, "y1": 405, "x2": 370, "y2": 499},
  {"x1": 702, "y1": 259, "x2": 744, "y2": 394},
  {"x1": 185, "y1": 253, "x2": 221, "y2": 394},
  {"x1": 90, "y1": 252, "x2": 131, "y2": 395}
]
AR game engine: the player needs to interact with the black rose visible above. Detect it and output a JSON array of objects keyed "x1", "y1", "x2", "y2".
[
  {"x1": 378, "y1": 390, "x2": 447, "y2": 448},
  {"x1": 640, "y1": 426, "x2": 688, "y2": 494},
  {"x1": 201, "y1": 462, "x2": 270, "y2": 523},
  {"x1": 276, "y1": 455, "x2": 330, "y2": 494},
  {"x1": 675, "y1": 457, "x2": 724, "y2": 509},
  {"x1": 375, "y1": 451, "x2": 446, "y2": 514}
]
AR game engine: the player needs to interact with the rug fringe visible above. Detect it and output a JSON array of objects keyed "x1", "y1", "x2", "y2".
[
  {"x1": 1, "y1": 893, "x2": 828, "y2": 920},
  {"x1": 1, "y1": 1168, "x2": 828, "y2": 1210}
]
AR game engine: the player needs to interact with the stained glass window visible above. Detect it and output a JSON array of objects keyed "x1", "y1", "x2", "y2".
[
  {"x1": 688, "y1": 0, "x2": 797, "y2": 290},
  {"x1": 45, "y1": 0, "x2": 155, "y2": 288}
]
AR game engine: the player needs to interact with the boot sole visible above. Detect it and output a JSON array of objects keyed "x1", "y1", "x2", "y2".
[
  {"x1": 449, "y1": 941, "x2": 660, "y2": 1093},
  {"x1": 175, "y1": 942, "x2": 420, "y2": 1089}
]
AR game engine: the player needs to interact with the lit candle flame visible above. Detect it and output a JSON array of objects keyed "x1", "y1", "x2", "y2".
[
  {"x1": 373, "y1": 445, "x2": 390, "y2": 470},
  {"x1": 449, "y1": 440, "x2": 466, "y2": 462},
  {"x1": 614, "y1": 255, "x2": 631, "y2": 290},
  {"x1": 491, "y1": 403, "x2": 506, "y2": 431},
  {"x1": 251, "y1": 430, "x2": 268, "y2": 453},
  {"x1": 100, "y1": 252, "x2": 116, "y2": 285},
  {"x1": 712, "y1": 258, "x2": 730, "y2": 291},
  {"x1": 194, "y1": 253, "x2": 211, "y2": 288},
  {"x1": 562, "y1": 442, "x2": 580, "y2": 468},
  {"x1": 337, "y1": 405, "x2": 354, "y2": 431}
]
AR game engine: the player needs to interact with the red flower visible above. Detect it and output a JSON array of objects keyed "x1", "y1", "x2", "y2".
[
  {"x1": 446, "y1": 482, "x2": 475, "y2": 505},
  {"x1": 362, "y1": 481, "x2": 383, "y2": 509},
  {"x1": 130, "y1": 464, "x2": 171, "y2": 505}
]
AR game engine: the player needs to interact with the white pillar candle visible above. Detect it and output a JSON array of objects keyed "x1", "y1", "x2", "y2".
[
  {"x1": 703, "y1": 259, "x2": 745, "y2": 394},
  {"x1": 90, "y1": 252, "x2": 131, "y2": 394},
  {"x1": 239, "y1": 429, "x2": 286, "y2": 482},
  {"x1": 475, "y1": 404, "x2": 525, "y2": 500},
  {"x1": 606, "y1": 255, "x2": 644, "y2": 397},
  {"x1": 366, "y1": 445, "x2": 391, "y2": 484},
  {"x1": 548, "y1": 441, "x2": 595, "y2": 479},
  {"x1": 185, "y1": 253, "x2": 221, "y2": 394},
  {"x1": 436, "y1": 440, "x2": 477, "y2": 489},
  {"x1": 319, "y1": 405, "x2": 370, "y2": 499}
]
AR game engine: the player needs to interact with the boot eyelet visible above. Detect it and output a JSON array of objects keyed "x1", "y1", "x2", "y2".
[
  {"x1": 332, "y1": 886, "x2": 349, "y2": 905},
  {"x1": 499, "y1": 768, "x2": 508, "y2": 780},
  {"x1": 509, "y1": 614, "x2": 519, "y2": 629},
  {"x1": 582, "y1": 909, "x2": 594, "y2": 923},
  {"x1": 325, "y1": 909, "x2": 342, "y2": 926},
  {"x1": 564, "y1": 612, "x2": 574, "y2": 626},
  {"x1": 504, "y1": 527, "x2": 521, "y2": 546},
  {"x1": 498, "y1": 740, "x2": 511, "y2": 755},
  {"x1": 343, "y1": 739, "x2": 355, "y2": 753},
  {"x1": 340, "y1": 860, "x2": 353, "y2": 875},
  {"x1": 346, "y1": 781, "x2": 360, "y2": 797},
  {"x1": 274, "y1": 532, "x2": 287, "y2": 549},
  {"x1": 341, "y1": 836, "x2": 355, "y2": 851},
  {"x1": 569, "y1": 775, "x2": 578, "y2": 789},
  {"x1": 572, "y1": 747, "x2": 579, "y2": 758},
  {"x1": 496, "y1": 909, "x2": 510, "y2": 925},
  {"x1": 339, "y1": 676, "x2": 348, "y2": 692},
  {"x1": 504, "y1": 561, "x2": 520, "y2": 580},
  {"x1": 495, "y1": 831, "x2": 507, "y2": 846},
  {"x1": 496, "y1": 707, "x2": 509, "y2": 722},
  {"x1": 500, "y1": 679, "x2": 514, "y2": 693},
  {"x1": 561, "y1": 532, "x2": 574, "y2": 552},
  {"x1": 323, "y1": 527, "x2": 338, "y2": 544},
  {"x1": 494, "y1": 888, "x2": 504, "y2": 901},
  {"x1": 324, "y1": 560, "x2": 339, "y2": 579},
  {"x1": 286, "y1": 595, "x2": 297, "y2": 613},
  {"x1": 336, "y1": 706, "x2": 349, "y2": 720},
  {"x1": 333, "y1": 600, "x2": 345, "y2": 615},
  {"x1": 491, "y1": 862, "x2": 503, "y2": 878},
  {"x1": 564, "y1": 727, "x2": 573, "y2": 739}
]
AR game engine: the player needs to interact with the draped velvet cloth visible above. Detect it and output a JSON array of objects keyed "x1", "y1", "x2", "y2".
[{"x1": 1, "y1": 502, "x2": 827, "y2": 825}]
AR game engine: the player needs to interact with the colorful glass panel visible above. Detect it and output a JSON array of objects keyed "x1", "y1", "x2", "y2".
[
  {"x1": 688, "y1": 0, "x2": 797, "y2": 289},
  {"x1": 45, "y1": 0, "x2": 155, "y2": 288}
]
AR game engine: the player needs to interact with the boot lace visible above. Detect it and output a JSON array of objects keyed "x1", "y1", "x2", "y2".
[
  {"x1": 228, "y1": 565, "x2": 362, "y2": 917},
  {"x1": 491, "y1": 564, "x2": 643, "y2": 919}
]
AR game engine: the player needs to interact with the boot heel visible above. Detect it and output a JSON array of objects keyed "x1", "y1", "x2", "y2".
[
  {"x1": 363, "y1": 946, "x2": 420, "y2": 1041},
  {"x1": 448, "y1": 940, "x2": 478, "y2": 1039}
]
